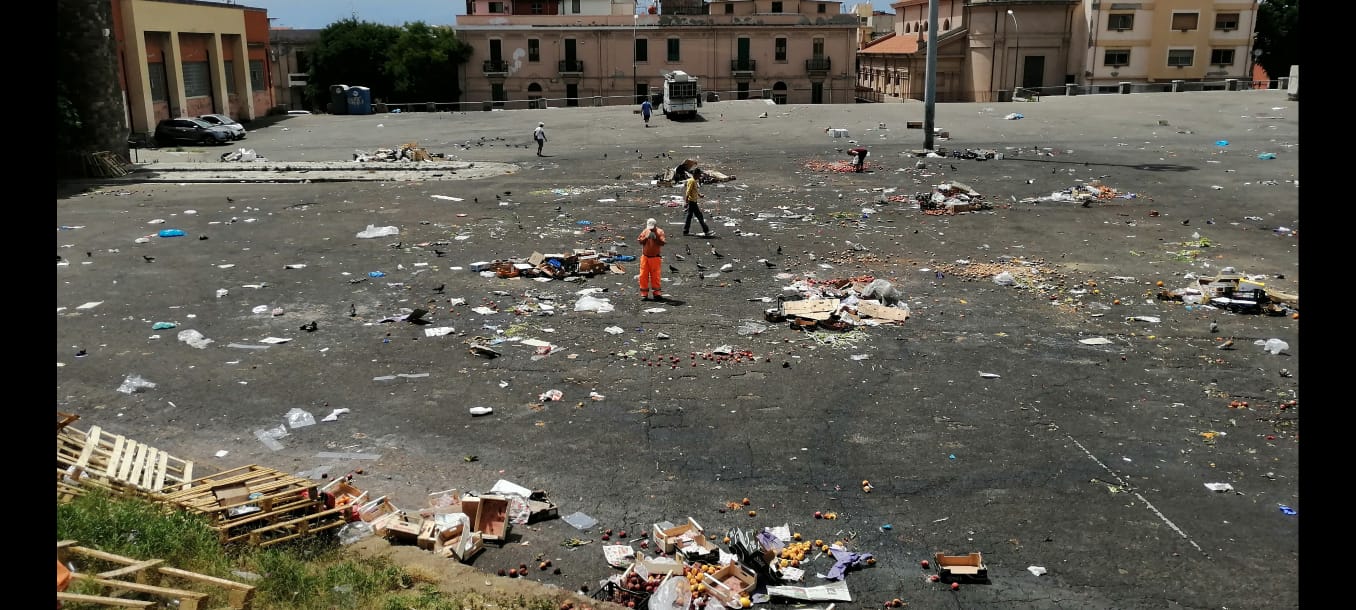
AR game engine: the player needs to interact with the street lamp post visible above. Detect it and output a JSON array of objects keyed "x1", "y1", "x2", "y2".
[{"x1": 1007, "y1": 9, "x2": 1021, "y2": 99}]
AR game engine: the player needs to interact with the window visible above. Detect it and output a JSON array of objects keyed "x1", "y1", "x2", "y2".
[
  {"x1": 1167, "y1": 49, "x2": 1194, "y2": 67},
  {"x1": 529, "y1": 39, "x2": 540, "y2": 62},
  {"x1": 772, "y1": 1, "x2": 783, "y2": 12},
  {"x1": 571, "y1": 0, "x2": 580, "y2": 12},
  {"x1": 223, "y1": 60, "x2": 236, "y2": 94},
  {"x1": 1107, "y1": 13, "x2": 1133, "y2": 31},
  {"x1": 183, "y1": 61, "x2": 210, "y2": 97},
  {"x1": 250, "y1": 60, "x2": 265, "y2": 91},
  {"x1": 531, "y1": 2, "x2": 545, "y2": 15},
  {"x1": 635, "y1": 38, "x2": 648, "y2": 62},
  {"x1": 148, "y1": 63, "x2": 168, "y2": 101},
  {"x1": 1215, "y1": 12, "x2": 1239, "y2": 30},
  {"x1": 817, "y1": 4, "x2": 826, "y2": 13},
  {"x1": 943, "y1": 19, "x2": 949, "y2": 30},
  {"x1": 813, "y1": 38, "x2": 824, "y2": 57},
  {"x1": 488, "y1": 2, "x2": 505, "y2": 13},
  {"x1": 1171, "y1": 12, "x2": 1199, "y2": 31},
  {"x1": 724, "y1": 3, "x2": 733, "y2": 14},
  {"x1": 905, "y1": 23, "x2": 910, "y2": 33},
  {"x1": 667, "y1": 38, "x2": 680, "y2": 62},
  {"x1": 1104, "y1": 49, "x2": 1130, "y2": 66},
  {"x1": 775, "y1": 37, "x2": 787, "y2": 61},
  {"x1": 1210, "y1": 49, "x2": 1236, "y2": 65}
]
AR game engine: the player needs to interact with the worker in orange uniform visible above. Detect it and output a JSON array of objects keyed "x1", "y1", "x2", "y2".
[{"x1": 637, "y1": 217, "x2": 667, "y2": 301}]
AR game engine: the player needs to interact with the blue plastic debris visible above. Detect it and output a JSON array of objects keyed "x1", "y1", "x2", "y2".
[
  {"x1": 577, "y1": 220, "x2": 592, "y2": 226},
  {"x1": 158, "y1": 229, "x2": 186, "y2": 237},
  {"x1": 1215, "y1": 140, "x2": 1230, "y2": 147},
  {"x1": 948, "y1": 454, "x2": 956, "y2": 460},
  {"x1": 1257, "y1": 152, "x2": 1277, "y2": 160},
  {"x1": 1279, "y1": 505, "x2": 1297, "y2": 516},
  {"x1": 369, "y1": 271, "x2": 386, "y2": 278}
]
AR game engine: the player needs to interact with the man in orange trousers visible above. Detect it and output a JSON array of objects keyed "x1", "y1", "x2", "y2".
[{"x1": 637, "y1": 217, "x2": 667, "y2": 301}]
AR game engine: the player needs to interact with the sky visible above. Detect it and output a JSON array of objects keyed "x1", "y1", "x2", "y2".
[{"x1": 245, "y1": 0, "x2": 898, "y2": 29}]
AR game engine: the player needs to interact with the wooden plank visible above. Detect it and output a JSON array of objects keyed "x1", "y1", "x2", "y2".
[
  {"x1": 857, "y1": 300, "x2": 910, "y2": 322},
  {"x1": 781, "y1": 298, "x2": 839, "y2": 316},
  {"x1": 56, "y1": 592, "x2": 154, "y2": 608},
  {"x1": 98, "y1": 558, "x2": 163, "y2": 580},
  {"x1": 74, "y1": 425, "x2": 100, "y2": 469},
  {"x1": 127, "y1": 443, "x2": 149, "y2": 487},
  {"x1": 116, "y1": 441, "x2": 140, "y2": 482},
  {"x1": 74, "y1": 573, "x2": 208, "y2": 601},
  {"x1": 153, "y1": 451, "x2": 170, "y2": 492},
  {"x1": 104, "y1": 435, "x2": 127, "y2": 478},
  {"x1": 157, "y1": 566, "x2": 256, "y2": 609},
  {"x1": 179, "y1": 460, "x2": 193, "y2": 487},
  {"x1": 139, "y1": 448, "x2": 158, "y2": 489}
]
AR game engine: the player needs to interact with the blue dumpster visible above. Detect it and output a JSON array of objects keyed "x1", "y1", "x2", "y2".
[
  {"x1": 347, "y1": 86, "x2": 372, "y2": 115},
  {"x1": 329, "y1": 84, "x2": 350, "y2": 114}
]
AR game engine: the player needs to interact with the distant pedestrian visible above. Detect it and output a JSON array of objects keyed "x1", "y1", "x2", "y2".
[
  {"x1": 533, "y1": 122, "x2": 547, "y2": 156},
  {"x1": 683, "y1": 169, "x2": 712, "y2": 237},
  {"x1": 849, "y1": 146, "x2": 868, "y2": 172},
  {"x1": 641, "y1": 99, "x2": 653, "y2": 127},
  {"x1": 637, "y1": 217, "x2": 667, "y2": 301}
]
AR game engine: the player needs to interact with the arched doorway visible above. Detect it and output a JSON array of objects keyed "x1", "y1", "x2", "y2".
[
  {"x1": 772, "y1": 81, "x2": 788, "y2": 104},
  {"x1": 527, "y1": 82, "x2": 543, "y2": 108}
]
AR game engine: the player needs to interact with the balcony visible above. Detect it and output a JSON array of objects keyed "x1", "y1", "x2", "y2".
[
  {"x1": 558, "y1": 60, "x2": 584, "y2": 75},
  {"x1": 730, "y1": 59, "x2": 757, "y2": 79},
  {"x1": 483, "y1": 59, "x2": 509, "y2": 75},
  {"x1": 806, "y1": 56, "x2": 831, "y2": 77}
]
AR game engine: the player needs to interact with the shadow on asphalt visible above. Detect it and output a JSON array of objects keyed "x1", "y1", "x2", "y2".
[{"x1": 1003, "y1": 156, "x2": 1199, "y2": 172}]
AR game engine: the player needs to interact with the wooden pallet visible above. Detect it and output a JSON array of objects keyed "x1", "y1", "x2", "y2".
[
  {"x1": 160, "y1": 465, "x2": 351, "y2": 547},
  {"x1": 58, "y1": 540, "x2": 255, "y2": 609},
  {"x1": 57, "y1": 424, "x2": 194, "y2": 493}
]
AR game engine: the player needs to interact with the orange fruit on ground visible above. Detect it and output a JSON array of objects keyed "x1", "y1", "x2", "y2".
[{"x1": 1156, "y1": 280, "x2": 1164, "y2": 287}]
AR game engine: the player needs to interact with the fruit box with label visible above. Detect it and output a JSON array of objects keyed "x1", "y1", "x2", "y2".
[
  {"x1": 933, "y1": 552, "x2": 987, "y2": 581},
  {"x1": 701, "y1": 562, "x2": 757, "y2": 608},
  {"x1": 653, "y1": 517, "x2": 718, "y2": 561}
]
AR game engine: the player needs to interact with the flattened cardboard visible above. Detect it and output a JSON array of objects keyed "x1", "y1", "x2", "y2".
[
  {"x1": 781, "y1": 299, "x2": 839, "y2": 316},
  {"x1": 857, "y1": 301, "x2": 910, "y2": 322}
]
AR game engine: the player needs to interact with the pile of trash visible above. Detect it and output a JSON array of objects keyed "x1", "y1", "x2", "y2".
[
  {"x1": 947, "y1": 148, "x2": 1002, "y2": 161},
  {"x1": 471, "y1": 250, "x2": 629, "y2": 281},
  {"x1": 219, "y1": 148, "x2": 265, "y2": 162},
  {"x1": 915, "y1": 182, "x2": 991, "y2": 215},
  {"x1": 353, "y1": 142, "x2": 444, "y2": 162},
  {"x1": 802, "y1": 159, "x2": 863, "y2": 174},
  {"x1": 1026, "y1": 180, "x2": 1136, "y2": 207},
  {"x1": 1156, "y1": 268, "x2": 1299, "y2": 315},
  {"x1": 764, "y1": 277, "x2": 911, "y2": 331}
]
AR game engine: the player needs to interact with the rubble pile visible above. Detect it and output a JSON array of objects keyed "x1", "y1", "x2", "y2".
[
  {"x1": 1025, "y1": 180, "x2": 1138, "y2": 206},
  {"x1": 802, "y1": 159, "x2": 866, "y2": 173},
  {"x1": 353, "y1": 142, "x2": 444, "y2": 162},
  {"x1": 764, "y1": 277, "x2": 911, "y2": 331},
  {"x1": 915, "y1": 182, "x2": 992, "y2": 215},
  {"x1": 1157, "y1": 268, "x2": 1299, "y2": 315},
  {"x1": 471, "y1": 250, "x2": 629, "y2": 281},
  {"x1": 947, "y1": 148, "x2": 1002, "y2": 160},
  {"x1": 934, "y1": 258, "x2": 1060, "y2": 288}
]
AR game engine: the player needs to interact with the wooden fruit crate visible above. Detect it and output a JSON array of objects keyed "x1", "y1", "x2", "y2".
[
  {"x1": 160, "y1": 465, "x2": 351, "y2": 547},
  {"x1": 56, "y1": 422, "x2": 195, "y2": 494}
]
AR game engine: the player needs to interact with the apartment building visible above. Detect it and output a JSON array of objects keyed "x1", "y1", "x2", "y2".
[
  {"x1": 1083, "y1": 0, "x2": 1259, "y2": 89},
  {"x1": 111, "y1": 0, "x2": 274, "y2": 137},
  {"x1": 856, "y1": 0, "x2": 1257, "y2": 103},
  {"x1": 454, "y1": 0, "x2": 860, "y2": 107},
  {"x1": 850, "y1": 3, "x2": 895, "y2": 46}
]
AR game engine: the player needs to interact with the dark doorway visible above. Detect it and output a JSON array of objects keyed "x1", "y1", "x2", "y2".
[
  {"x1": 737, "y1": 82, "x2": 749, "y2": 100},
  {"x1": 566, "y1": 83, "x2": 579, "y2": 107},
  {"x1": 636, "y1": 83, "x2": 648, "y2": 104},
  {"x1": 811, "y1": 82, "x2": 824, "y2": 104},
  {"x1": 1022, "y1": 55, "x2": 1044, "y2": 90},
  {"x1": 490, "y1": 39, "x2": 502, "y2": 63}
]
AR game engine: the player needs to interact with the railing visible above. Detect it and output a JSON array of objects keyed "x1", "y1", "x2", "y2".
[
  {"x1": 730, "y1": 59, "x2": 757, "y2": 72},
  {"x1": 557, "y1": 60, "x2": 584, "y2": 73},
  {"x1": 482, "y1": 59, "x2": 509, "y2": 73},
  {"x1": 852, "y1": 77, "x2": 1292, "y2": 103},
  {"x1": 806, "y1": 57, "x2": 831, "y2": 72}
]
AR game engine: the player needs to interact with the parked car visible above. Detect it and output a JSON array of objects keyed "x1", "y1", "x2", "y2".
[
  {"x1": 197, "y1": 113, "x2": 247, "y2": 140},
  {"x1": 154, "y1": 118, "x2": 233, "y2": 146}
]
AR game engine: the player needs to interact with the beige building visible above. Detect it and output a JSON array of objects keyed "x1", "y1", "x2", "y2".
[
  {"x1": 856, "y1": 0, "x2": 1258, "y2": 103},
  {"x1": 850, "y1": 3, "x2": 895, "y2": 46},
  {"x1": 1082, "y1": 0, "x2": 1259, "y2": 90},
  {"x1": 454, "y1": 0, "x2": 860, "y2": 108}
]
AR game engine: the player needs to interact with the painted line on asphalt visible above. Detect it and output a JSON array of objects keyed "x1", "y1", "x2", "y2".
[{"x1": 1068, "y1": 434, "x2": 1205, "y2": 556}]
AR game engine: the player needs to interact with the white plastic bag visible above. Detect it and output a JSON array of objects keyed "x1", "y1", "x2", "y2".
[
  {"x1": 177, "y1": 329, "x2": 214, "y2": 349},
  {"x1": 356, "y1": 224, "x2": 399, "y2": 239},
  {"x1": 575, "y1": 295, "x2": 614, "y2": 313},
  {"x1": 992, "y1": 271, "x2": 1016, "y2": 286},
  {"x1": 1261, "y1": 338, "x2": 1289, "y2": 355},
  {"x1": 649, "y1": 572, "x2": 691, "y2": 610},
  {"x1": 286, "y1": 408, "x2": 317, "y2": 429},
  {"x1": 117, "y1": 374, "x2": 157, "y2": 394}
]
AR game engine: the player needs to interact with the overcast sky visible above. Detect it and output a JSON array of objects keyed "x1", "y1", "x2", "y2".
[{"x1": 244, "y1": 0, "x2": 899, "y2": 29}]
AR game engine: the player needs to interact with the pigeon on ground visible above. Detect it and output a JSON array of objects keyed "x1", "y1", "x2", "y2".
[
  {"x1": 776, "y1": 245, "x2": 782, "y2": 255},
  {"x1": 143, "y1": 255, "x2": 155, "y2": 263},
  {"x1": 669, "y1": 265, "x2": 680, "y2": 273},
  {"x1": 299, "y1": 321, "x2": 318, "y2": 332},
  {"x1": 709, "y1": 244, "x2": 723, "y2": 258},
  {"x1": 349, "y1": 304, "x2": 357, "y2": 317},
  {"x1": 761, "y1": 259, "x2": 776, "y2": 268},
  {"x1": 226, "y1": 196, "x2": 235, "y2": 202},
  {"x1": 950, "y1": 164, "x2": 958, "y2": 171},
  {"x1": 685, "y1": 244, "x2": 692, "y2": 256},
  {"x1": 695, "y1": 262, "x2": 709, "y2": 271},
  {"x1": 432, "y1": 284, "x2": 445, "y2": 293},
  {"x1": 674, "y1": 254, "x2": 685, "y2": 261},
  {"x1": 1218, "y1": 339, "x2": 1235, "y2": 350},
  {"x1": 434, "y1": 249, "x2": 447, "y2": 257},
  {"x1": 1209, "y1": 320, "x2": 1219, "y2": 334}
]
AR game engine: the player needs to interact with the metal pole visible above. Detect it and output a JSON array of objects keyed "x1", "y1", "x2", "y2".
[
  {"x1": 923, "y1": 0, "x2": 939, "y2": 150},
  {"x1": 1008, "y1": 10, "x2": 1020, "y2": 96},
  {"x1": 633, "y1": 12, "x2": 638, "y2": 104}
]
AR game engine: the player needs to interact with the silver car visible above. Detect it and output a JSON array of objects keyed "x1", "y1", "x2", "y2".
[{"x1": 198, "y1": 114, "x2": 247, "y2": 140}]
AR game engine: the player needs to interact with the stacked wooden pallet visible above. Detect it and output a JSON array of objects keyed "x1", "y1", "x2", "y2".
[
  {"x1": 159, "y1": 465, "x2": 351, "y2": 547},
  {"x1": 57, "y1": 423, "x2": 195, "y2": 497},
  {"x1": 57, "y1": 539, "x2": 256, "y2": 609}
]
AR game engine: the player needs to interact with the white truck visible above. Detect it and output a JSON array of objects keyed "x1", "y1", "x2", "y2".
[{"x1": 661, "y1": 71, "x2": 701, "y2": 119}]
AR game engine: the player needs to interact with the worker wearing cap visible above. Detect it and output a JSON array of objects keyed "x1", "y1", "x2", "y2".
[{"x1": 637, "y1": 218, "x2": 667, "y2": 301}]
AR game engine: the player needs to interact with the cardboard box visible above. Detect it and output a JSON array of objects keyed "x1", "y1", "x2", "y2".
[
  {"x1": 934, "y1": 552, "x2": 987, "y2": 581},
  {"x1": 526, "y1": 498, "x2": 559, "y2": 523},
  {"x1": 211, "y1": 483, "x2": 252, "y2": 506},
  {"x1": 702, "y1": 563, "x2": 757, "y2": 608},
  {"x1": 632, "y1": 556, "x2": 685, "y2": 580},
  {"x1": 472, "y1": 494, "x2": 510, "y2": 542},
  {"x1": 653, "y1": 517, "x2": 705, "y2": 555}
]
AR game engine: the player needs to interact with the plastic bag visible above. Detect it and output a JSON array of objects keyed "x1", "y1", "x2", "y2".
[
  {"x1": 992, "y1": 271, "x2": 1016, "y2": 286},
  {"x1": 1261, "y1": 338, "x2": 1289, "y2": 355},
  {"x1": 649, "y1": 572, "x2": 690, "y2": 610},
  {"x1": 177, "y1": 329, "x2": 214, "y2": 349},
  {"x1": 575, "y1": 295, "x2": 615, "y2": 313},
  {"x1": 337, "y1": 521, "x2": 373, "y2": 545},
  {"x1": 117, "y1": 374, "x2": 157, "y2": 394},
  {"x1": 286, "y1": 408, "x2": 317, "y2": 429},
  {"x1": 356, "y1": 224, "x2": 399, "y2": 239}
]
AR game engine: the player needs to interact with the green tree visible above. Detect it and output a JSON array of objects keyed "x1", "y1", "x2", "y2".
[
  {"x1": 307, "y1": 19, "x2": 401, "y2": 108},
  {"x1": 1254, "y1": 0, "x2": 1297, "y2": 84},
  {"x1": 387, "y1": 22, "x2": 472, "y2": 102}
]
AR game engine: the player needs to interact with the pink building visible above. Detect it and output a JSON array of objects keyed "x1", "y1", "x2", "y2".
[{"x1": 455, "y1": 0, "x2": 861, "y2": 108}]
